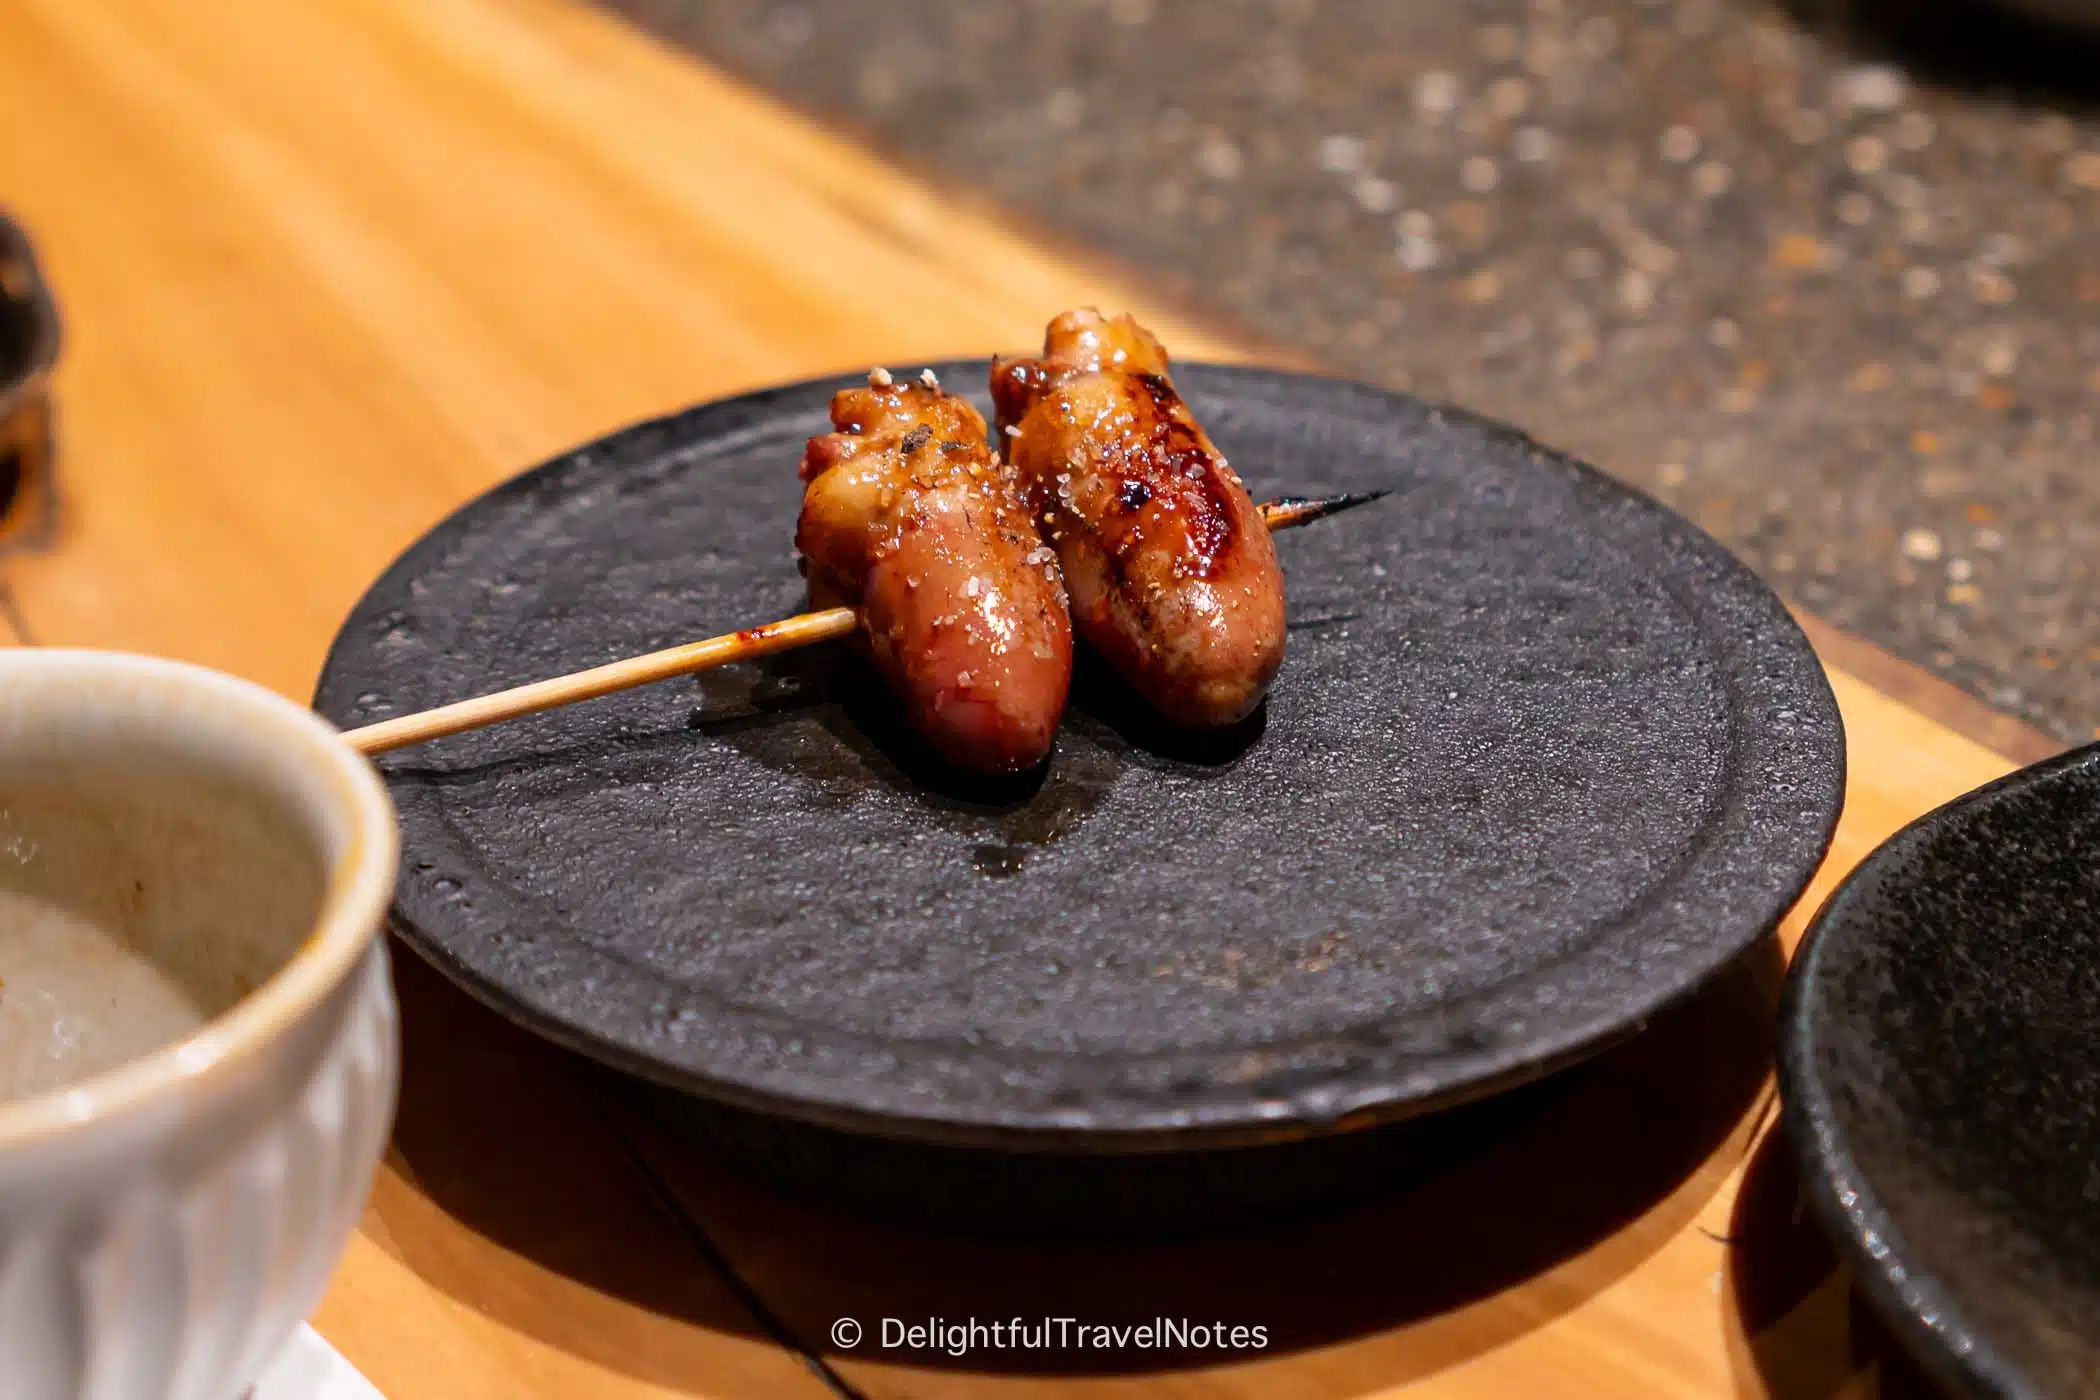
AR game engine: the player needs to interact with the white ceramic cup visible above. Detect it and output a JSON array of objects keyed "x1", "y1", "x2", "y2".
[{"x1": 0, "y1": 650, "x2": 400, "y2": 1400}]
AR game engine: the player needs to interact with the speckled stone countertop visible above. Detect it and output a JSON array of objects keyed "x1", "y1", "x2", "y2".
[{"x1": 607, "y1": 0, "x2": 2100, "y2": 744}]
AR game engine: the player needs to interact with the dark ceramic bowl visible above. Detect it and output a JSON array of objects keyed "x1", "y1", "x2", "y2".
[
  {"x1": 0, "y1": 213, "x2": 59, "y2": 547},
  {"x1": 1780, "y1": 743, "x2": 2100, "y2": 1399}
]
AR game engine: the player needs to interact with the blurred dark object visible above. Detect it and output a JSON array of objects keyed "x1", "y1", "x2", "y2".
[
  {"x1": 0, "y1": 211, "x2": 58, "y2": 554},
  {"x1": 1785, "y1": 0, "x2": 2100, "y2": 102},
  {"x1": 1993, "y1": 0, "x2": 2100, "y2": 32}
]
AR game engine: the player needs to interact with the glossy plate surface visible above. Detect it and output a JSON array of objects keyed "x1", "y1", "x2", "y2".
[
  {"x1": 1781, "y1": 743, "x2": 2100, "y2": 1400},
  {"x1": 318, "y1": 363, "x2": 1842, "y2": 1147}
]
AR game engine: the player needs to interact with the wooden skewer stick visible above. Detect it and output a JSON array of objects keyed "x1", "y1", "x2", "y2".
[
  {"x1": 1255, "y1": 491, "x2": 1391, "y2": 531},
  {"x1": 343, "y1": 490, "x2": 1388, "y2": 756},
  {"x1": 342, "y1": 607, "x2": 858, "y2": 755}
]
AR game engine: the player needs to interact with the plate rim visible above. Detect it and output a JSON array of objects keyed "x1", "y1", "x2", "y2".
[
  {"x1": 1778, "y1": 740, "x2": 2099, "y2": 1400},
  {"x1": 322, "y1": 360, "x2": 1846, "y2": 1149}
]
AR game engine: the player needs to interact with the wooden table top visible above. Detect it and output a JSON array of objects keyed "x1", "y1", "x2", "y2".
[{"x1": 0, "y1": 1, "x2": 2046, "y2": 1396}]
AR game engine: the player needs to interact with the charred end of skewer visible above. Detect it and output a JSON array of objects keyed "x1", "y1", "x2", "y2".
[{"x1": 1257, "y1": 489, "x2": 1391, "y2": 532}]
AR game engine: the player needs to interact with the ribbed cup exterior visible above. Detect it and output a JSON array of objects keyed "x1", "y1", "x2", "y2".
[{"x1": 0, "y1": 944, "x2": 398, "y2": 1400}]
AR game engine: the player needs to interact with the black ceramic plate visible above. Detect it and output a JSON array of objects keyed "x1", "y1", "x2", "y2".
[
  {"x1": 317, "y1": 362, "x2": 1842, "y2": 1149},
  {"x1": 1781, "y1": 743, "x2": 2100, "y2": 1400}
]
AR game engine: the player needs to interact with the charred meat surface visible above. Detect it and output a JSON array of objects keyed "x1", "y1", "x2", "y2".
[
  {"x1": 992, "y1": 310, "x2": 1286, "y2": 727},
  {"x1": 797, "y1": 369, "x2": 1073, "y2": 774}
]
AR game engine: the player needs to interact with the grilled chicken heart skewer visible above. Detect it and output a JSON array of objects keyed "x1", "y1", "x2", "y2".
[
  {"x1": 341, "y1": 484, "x2": 1382, "y2": 760},
  {"x1": 994, "y1": 309, "x2": 1288, "y2": 729},
  {"x1": 796, "y1": 367, "x2": 1073, "y2": 774}
]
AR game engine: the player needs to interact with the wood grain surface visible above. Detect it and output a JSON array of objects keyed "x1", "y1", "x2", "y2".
[{"x1": 0, "y1": 1, "x2": 2042, "y2": 1397}]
